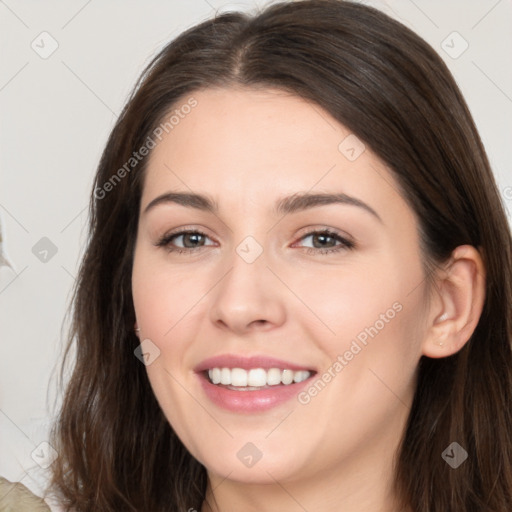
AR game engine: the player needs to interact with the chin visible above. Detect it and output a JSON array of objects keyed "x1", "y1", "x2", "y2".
[{"x1": 193, "y1": 440, "x2": 313, "y2": 485}]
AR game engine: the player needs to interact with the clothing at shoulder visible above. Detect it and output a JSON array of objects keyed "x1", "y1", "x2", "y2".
[{"x1": 0, "y1": 476, "x2": 51, "y2": 511}]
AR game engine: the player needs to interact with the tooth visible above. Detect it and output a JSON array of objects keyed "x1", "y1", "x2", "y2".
[
  {"x1": 281, "y1": 369, "x2": 294, "y2": 385},
  {"x1": 267, "y1": 368, "x2": 282, "y2": 386},
  {"x1": 293, "y1": 370, "x2": 310, "y2": 383},
  {"x1": 208, "y1": 367, "x2": 312, "y2": 387},
  {"x1": 231, "y1": 368, "x2": 248, "y2": 386},
  {"x1": 211, "y1": 368, "x2": 221, "y2": 384},
  {"x1": 220, "y1": 367, "x2": 231, "y2": 385},
  {"x1": 248, "y1": 368, "x2": 267, "y2": 387}
]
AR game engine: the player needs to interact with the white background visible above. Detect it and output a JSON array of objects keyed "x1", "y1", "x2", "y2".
[{"x1": 1, "y1": 0, "x2": 511, "y2": 500}]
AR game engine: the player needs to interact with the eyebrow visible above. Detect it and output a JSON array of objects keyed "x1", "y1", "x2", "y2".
[{"x1": 143, "y1": 191, "x2": 382, "y2": 223}]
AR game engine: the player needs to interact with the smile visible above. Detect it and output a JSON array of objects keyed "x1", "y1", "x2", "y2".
[
  {"x1": 195, "y1": 355, "x2": 317, "y2": 412},
  {"x1": 207, "y1": 367, "x2": 312, "y2": 389}
]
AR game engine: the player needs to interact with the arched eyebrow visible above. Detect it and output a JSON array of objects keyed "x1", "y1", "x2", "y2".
[
  {"x1": 275, "y1": 192, "x2": 382, "y2": 223},
  {"x1": 143, "y1": 191, "x2": 382, "y2": 223},
  {"x1": 144, "y1": 192, "x2": 216, "y2": 214}
]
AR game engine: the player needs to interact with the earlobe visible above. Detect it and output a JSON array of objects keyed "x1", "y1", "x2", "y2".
[
  {"x1": 421, "y1": 245, "x2": 486, "y2": 359},
  {"x1": 432, "y1": 313, "x2": 448, "y2": 347}
]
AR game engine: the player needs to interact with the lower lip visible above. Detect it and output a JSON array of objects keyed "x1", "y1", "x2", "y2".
[{"x1": 197, "y1": 372, "x2": 314, "y2": 413}]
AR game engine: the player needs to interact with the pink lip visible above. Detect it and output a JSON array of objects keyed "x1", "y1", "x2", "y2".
[
  {"x1": 194, "y1": 354, "x2": 314, "y2": 373},
  {"x1": 194, "y1": 354, "x2": 316, "y2": 413}
]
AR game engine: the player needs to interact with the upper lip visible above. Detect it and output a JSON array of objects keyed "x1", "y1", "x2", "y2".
[{"x1": 194, "y1": 354, "x2": 316, "y2": 373}]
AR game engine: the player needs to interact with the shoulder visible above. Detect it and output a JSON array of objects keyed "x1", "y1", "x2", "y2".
[{"x1": 0, "y1": 476, "x2": 51, "y2": 511}]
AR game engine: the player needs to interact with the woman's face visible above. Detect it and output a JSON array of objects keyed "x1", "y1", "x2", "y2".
[{"x1": 132, "y1": 86, "x2": 430, "y2": 485}]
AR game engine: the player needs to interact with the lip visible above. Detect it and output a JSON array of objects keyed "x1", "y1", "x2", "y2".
[
  {"x1": 194, "y1": 354, "x2": 316, "y2": 413},
  {"x1": 194, "y1": 354, "x2": 315, "y2": 373}
]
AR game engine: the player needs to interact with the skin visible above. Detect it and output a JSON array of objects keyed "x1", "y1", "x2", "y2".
[{"x1": 131, "y1": 86, "x2": 485, "y2": 512}]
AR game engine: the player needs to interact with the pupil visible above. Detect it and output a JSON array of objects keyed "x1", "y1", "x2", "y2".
[
  {"x1": 184, "y1": 233, "x2": 203, "y2": 247},
  {"x1": 313, "y1": 233, "x2": 334, "y2": 248}
]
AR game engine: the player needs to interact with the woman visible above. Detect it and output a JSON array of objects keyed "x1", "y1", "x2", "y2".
[{"x1": 38, "y1": 0, "x2": 512, "y2": 510}]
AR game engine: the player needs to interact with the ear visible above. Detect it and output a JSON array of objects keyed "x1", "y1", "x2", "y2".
[
  {"x1": 421, "y1": 245, "x2": 486, "y2": 358},
  {"x1": 134, "y1": 322, "x2": 141, "y2": 338}
]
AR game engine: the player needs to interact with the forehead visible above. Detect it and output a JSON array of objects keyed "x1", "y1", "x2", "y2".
[
  {"x1": 141, "y1": 86, "x2": 408, "y2": 221},
  {"x1": 149, "y1": 86, "x2": 349, "y2": 171}
]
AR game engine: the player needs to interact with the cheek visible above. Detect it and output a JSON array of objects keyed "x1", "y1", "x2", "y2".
[
  {"x1": 288, "y1": 258, "x2": 407, "y2": 342},
  {"x1": 131, "y1": 252, "x2": 207, "y2": 449},
  {"x1": 294, "y1": 270, "x2": 423, "y2": 448},
  {"x1": 292, "y1": 252, "x2": 425, "y2": 387},
  {"x1": 132, "y1": 250, "x2": 204, "y2": 335}
]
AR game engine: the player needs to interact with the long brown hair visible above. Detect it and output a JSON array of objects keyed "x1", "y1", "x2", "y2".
[{"x1": 48, "y1": 1, "x2": 512, "y2": 510}]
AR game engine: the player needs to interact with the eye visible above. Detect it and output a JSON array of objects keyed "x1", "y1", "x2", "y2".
[
  {"x1": 155, "y1": 229, "x2": 216, "y2": 254},
  {"x1": 293, "y1": 229, "x2": 355, "y2": 255},
  {"x1": 155, "y1": 227, "x2": 355, "y2": 256}
]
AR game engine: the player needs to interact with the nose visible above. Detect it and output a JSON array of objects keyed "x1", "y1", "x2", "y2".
[{"x1": 209, "y1": 247, "x2": 287, "y2": 335}]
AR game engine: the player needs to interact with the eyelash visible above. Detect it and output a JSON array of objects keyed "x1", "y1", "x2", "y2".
[{"x1": 156, "y1": 228, "x2": 355, "y2": 256}]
